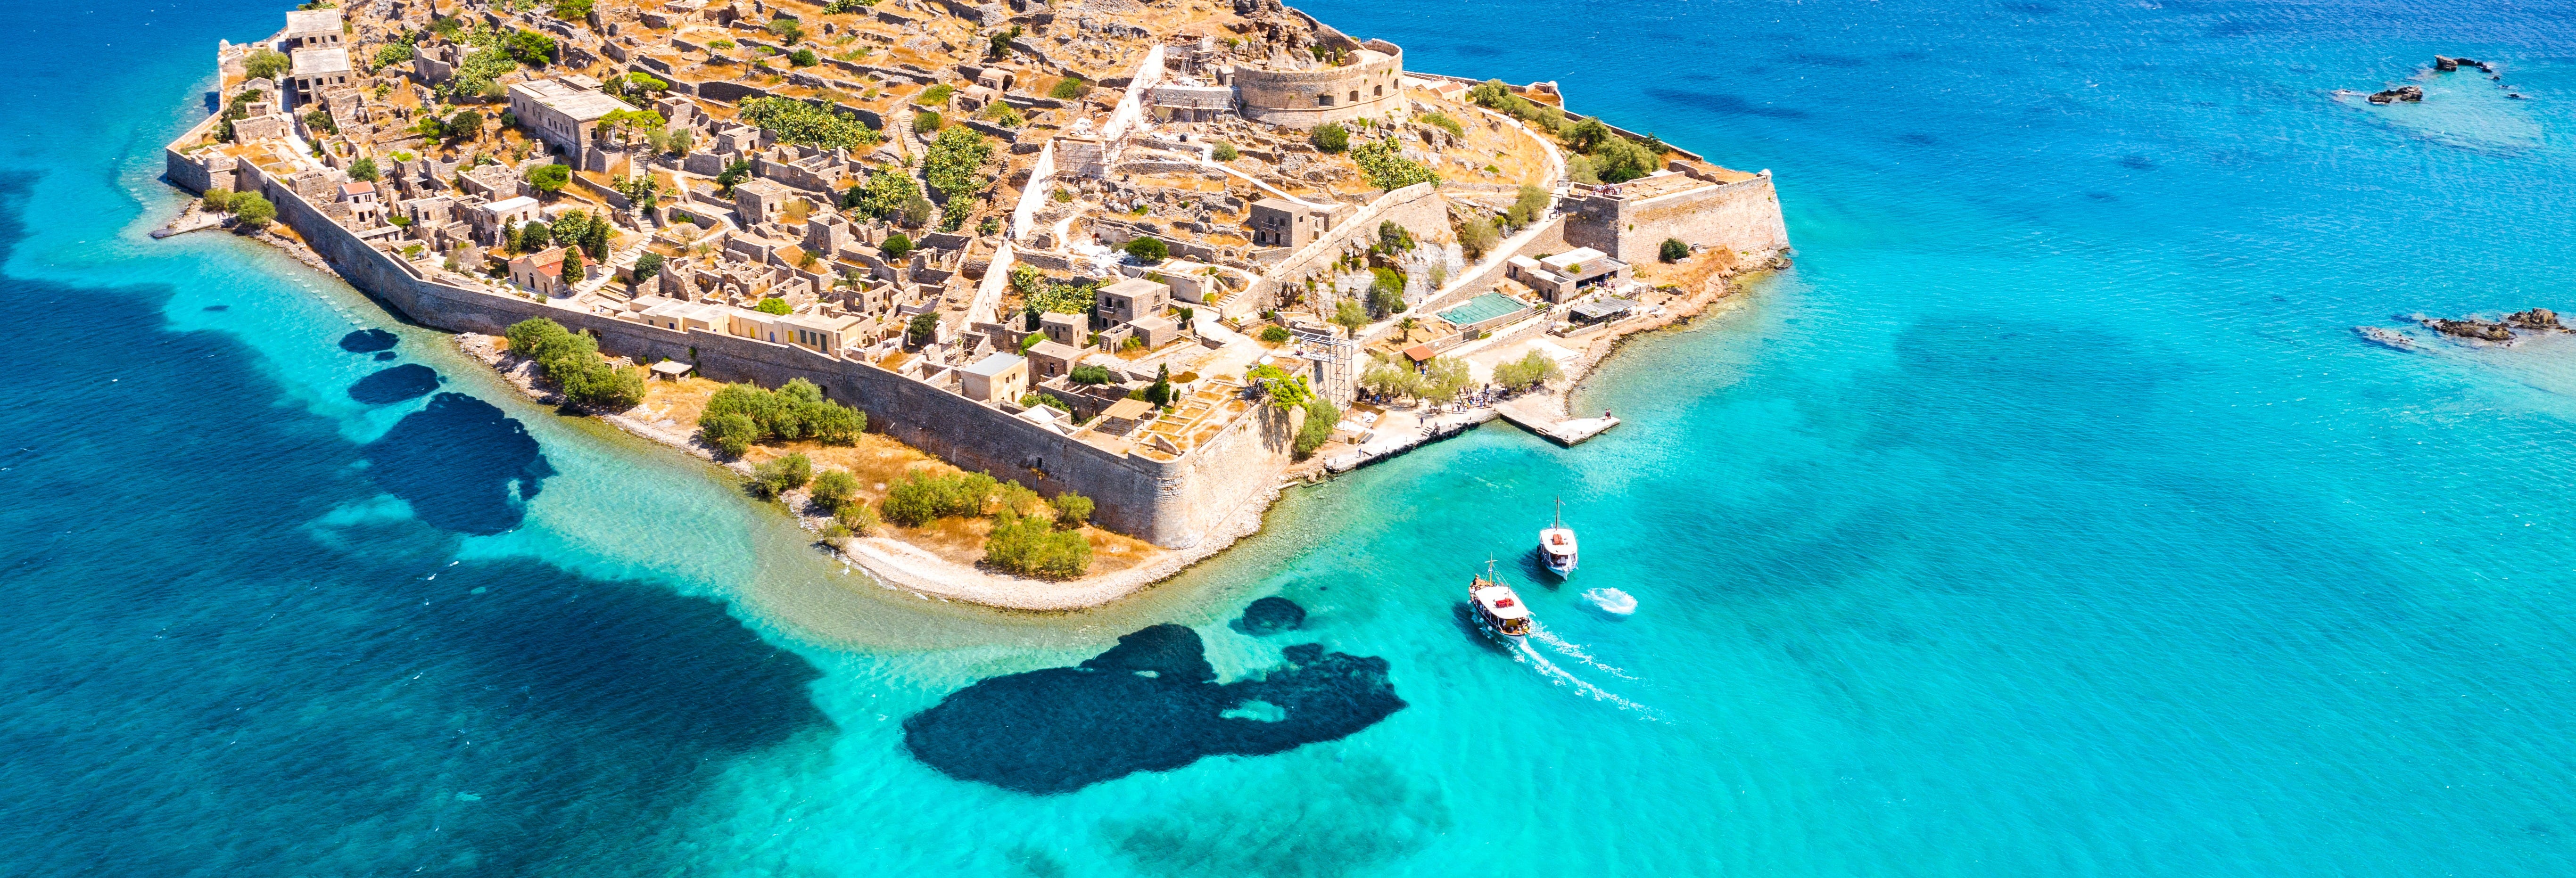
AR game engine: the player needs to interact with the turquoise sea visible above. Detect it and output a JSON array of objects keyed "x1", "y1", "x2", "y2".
[{"x1": 8, "y1": 0, "x2": 2576, "y2": 874}]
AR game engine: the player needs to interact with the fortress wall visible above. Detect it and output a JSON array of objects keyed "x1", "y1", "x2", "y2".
[
  {"x1": 1565, "y1": 172, "x2": 1789, "y2": 265},
  {"x1": 1412, "y1": 213, "x2": 1566, "y2": 316},
  {"x1": 1232, "y1": 48, "x2": 1406, "y2": 129},
  {"x1": 219, "y1": 158, "x2": 1278, "y2": 548}
]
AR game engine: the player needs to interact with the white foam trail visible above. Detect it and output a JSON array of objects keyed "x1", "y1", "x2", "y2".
[
  {"x1": 1511, "y1": 639, "x2": 1660, "y2": 719},
  {"x1": 1529, "y1": 624, "x2": 1636, "y2": 680}
]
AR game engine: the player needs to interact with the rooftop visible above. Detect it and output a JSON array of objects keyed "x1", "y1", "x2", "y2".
[
  {"x1": 508, "y1": 78, "x2": 634, "y2": 122},
  {"x1": 291, "y1": 47, "x2": 350, "y2": 76},
  {"x1": 283, "y1": 8, "x2": 343, "y2": 33},
  {"x1": 961, "y1": 352, "x2": 1026, "y2": 377}
]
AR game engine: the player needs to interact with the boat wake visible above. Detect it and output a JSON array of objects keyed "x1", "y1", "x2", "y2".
[
  {"x1": 1511, "y1": 637, "x2": 1659, "y2": 719},
  {"x1": 1582, "y1": 587, "x2": 1637, "y2": 617},
  {"x1": 1530, "y1": 624, "x2": 1635, "y2": 680}
]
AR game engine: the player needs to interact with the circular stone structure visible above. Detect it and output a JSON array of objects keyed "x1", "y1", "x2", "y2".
[{"x1": 1231, "y1": 39, "x2": 1406, "y2": 129}]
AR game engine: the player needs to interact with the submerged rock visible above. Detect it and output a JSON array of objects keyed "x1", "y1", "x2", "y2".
[
  {"x1": 2368, "y1": 85, "x2": 2426, "y2": 105},
  {"x1": 1234, "y1": 597, "x2": 1307, "y2": 634},
  {"x1": 2354, "y1": 326, "x2": 2416, "y2": 350},
  {"x1": 902, "y1": 624, "x2": 1404, "y2": 794}
]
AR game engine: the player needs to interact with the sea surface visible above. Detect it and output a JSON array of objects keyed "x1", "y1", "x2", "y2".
[{"x1": 7, "y1": 0, "x2": 2576, "y2": 874}]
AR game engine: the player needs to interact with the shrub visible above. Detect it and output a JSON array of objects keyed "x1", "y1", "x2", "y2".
[
  {"x1": 1259, "y1": 324, "x2": 1291, "y2": 344},
  {"x1": 739, "y1": 97, "x2": 882, "y2": 149},
  {"x1": 347, "y1": 157, "x2": 379, "y2": 181},
  {"x1": 702, "y1": 379, "x2": 867, "y2": 447},
  {"x1": 982, "y1": 510, "x2": 1091, "y2": 578},
  {"x1": 1210, "y1": 140, "x2": 1238, "y2": 161},
  {"x1": 906, "y1": 312, "x2": 939, "y2": 346},
  {"x1": 526, "y1": 164, "x2": 571, "y2": 193},
  {"x1": 923, "y1": 125, "x2": 992, "y2": 200},
  {"x1": 1505, "y1": 184, "x2": 1551, "y2": 228},
  {"x1": 504, "y1": 318, "x2": 645, "y2": 412},
  {"x1": 504, "y1": 29, "x2": 557, "y2": 66},
  {"x1": 1591, "y1": 135, "x2": 1656, "y2": 183},
  {"x1": 1419, "y1": 110, "x2": 1464, "y2": 137},
  {"x1": 200, "y1": 188, "x2": 236, "y2": 213},
  {"x1": 1311, "y1": 123, "x2": 1349, "y2": 153},
  {"x1": 881, "y1": 470, "x2": 998, "y2": 526},
  {"x1": 1049, "y1": 77, "x2": 1090, "y2": 100},
  {"x1": 1247, "y1": 363, "x2": 1313, "y2": 409},
  {"x1": 1351, "y1": 137, "x2": 1438, "y2": 190},
  {"x1": 1568, "y1": 117, "x2": 1612, "y2": 154},
  {"x1": 1367, "y1": 268, "x2": 1407, "y2": 317},
  {"x1": 1294, "y1": 399, "x2": 1339, "y2": 458},
  {"x1": 996, "y1": 480, "x2": 1041, "y2": 517},
  {"x1": 1020, "y1": 392, "x2": 1072, "y2": 412},
  {"x1": 768, "y1": 17, "x2": 806, "y2": 44},
  {"x1": 809, "y1": 468, "x2": 859, "y2": 510},
  {"x1": 1459, "y1": 215, "x2": 1501, "y2": 258},
  {"x1": 232, "y1": 193, "x2": 276, "y2": 230},
  {"x1": 1068, "y1": 363, "x2": 1116, "y2": 386},
  {"x1": 1332, "y1": 299, "x2": 1370, "y2": 335},
  {"x1": 1566, "y1": 154, "x2": 1600, "y2": 185},
  {"x1": 243, "y1": 49, "x2": 290, "y2": 81},
  {"x1": 552, "y1": 0, "x2": 593, "y2": 20},
  {"x1": 882, "y1": 232, "x2": 914, "y2": 259},
  {"x1": 1052, "y1": 492, "x2": 1093, "y2": 529},
  {"x1": 749, "y1": 453, "x2": 813, "y2": 499},
  {"x1": 788, "y1": 48, "x2": 819, "y2": 66},
  {"x1": 703, "y1": 412, "x2": 759, "y2": 457},
  {"x1": 835, "y1": 500, "x2": 880, "y2": 535},
  {"x1": 1123, "y1": 236, "x2": 1168, "y2": 263},
  {"x1": 755, "y1": 296, "x2": 793, "y2": 315},
  {"x1": 1660, "y1": 238, "x2": 1690, "y2": 263},
  {"x1": 920, "y1": 83, "x2": 956, "y2": 105},
  {"x1": 632, "y1": 252, "x2": 664, "y2": 281}
]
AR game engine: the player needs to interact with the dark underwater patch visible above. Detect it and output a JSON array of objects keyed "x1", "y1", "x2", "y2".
[
  {"x1": 1999, "y1": 1, "x2": 2057, "y2": 13},
  {"x1": 338, "y1": 328, "x2": 398, "y2": 353},
  {"x1": 1232, "y1": 597, "x2": 1306, "y2": 634},
  {"x1": 2119, "y1": 154, "x2": 2157, "y2": 171},
  {"x1": 903, "y1": 625, "x2": 1403, "y2": 794},
  {"x1": 362, "y1": 392, "x2": 552, "y2": 534},
  {"x1": 1643, "y1": 89, "x2": 1811, "y2": 118},
  {"x1": 201, "y1": 304, "x2": 227, "y2": 311},
  {"x1": 1898, "y1": 133, "x2": 1939, "y2": 147},
  {"x1": 347, "y1": 364, "x2": 441, "y2": 404},
  {"x1": 1451, "y1": 44, "x2": 1503, "y2": 57},
  {"x1": 373, "y1": 351, "x2": 396, "y2": 361},
  {"x1": 1786, "y1": 52, "x2": 1868, "y2": 68}
]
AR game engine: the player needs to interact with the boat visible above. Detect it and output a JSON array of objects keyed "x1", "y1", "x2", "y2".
[
  {"x1": 1538, "y1": 498, "x2": 1578, "y2": 576},
  {"x1": 1469, "y1": 560, "x2": 1531, "y2": 639}
]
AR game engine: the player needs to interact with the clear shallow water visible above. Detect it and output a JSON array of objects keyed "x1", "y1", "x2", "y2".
[{"x1": 8, "y1": 0, "x2": 2576, "y2": 874}]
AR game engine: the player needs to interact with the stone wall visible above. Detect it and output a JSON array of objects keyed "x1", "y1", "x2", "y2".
[
  {"x1": 1563, "y1": 172, "x2": 1789, "y2": 265},
  {"x1": 1248, "y1": 182, "x2": 1450, "y2": 308},
  {"x1": 1231, "y1": 41, "x2": 1406, "y2": 129},
  {"x1": 189, "y1": 142, "x2": 1288, "y2": 549}
]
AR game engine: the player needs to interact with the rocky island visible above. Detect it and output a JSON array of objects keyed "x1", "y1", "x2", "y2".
[{"x1": 162, "y1": 0, "x2": 1790, "y2": 609}]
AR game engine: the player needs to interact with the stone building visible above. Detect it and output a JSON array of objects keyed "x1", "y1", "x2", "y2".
[
  {"x1": 506, "y1": 77, "x2": 636, "y2": 156},
  {"x1": 281, "y1": 8, "x2": 344, "y2": 51},
  {"x1": 958, "y1": 352, "x2": 1029, "y2": 404},
  {"x1": 1229, "y1": 38, "x2": 1405, "y2": 128},
  {"x1": 1560, "y1": 168, "x2": 1792, "y2": 266},
  {"x1": 286, "y1": 47, "x2": 351, "y2": 108},
  {"x1": 1095, "y1": 278, "x2": 1171, "y2": 326},
  {"x1": 1245, "y1": 197, "x2": 1331, "y2": 248}
]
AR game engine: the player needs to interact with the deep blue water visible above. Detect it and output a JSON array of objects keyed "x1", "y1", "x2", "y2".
[{"x1": 8, "y1": 0, "x2": 2576, "y2": 874}]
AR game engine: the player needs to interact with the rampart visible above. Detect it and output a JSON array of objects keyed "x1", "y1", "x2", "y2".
[
  {"x1": 1232, "y1": 40, "x2": 1405, "y2": 129},
  {"x1": 1563, "y1": 171, "x2": 1789, "y2": 266},
  {"x1": 167, "y1": 138, "x2": 1291, "y2": 550},
  {"x1": 1247, "y1": 181, "x2": 1451, "y2": 308}
]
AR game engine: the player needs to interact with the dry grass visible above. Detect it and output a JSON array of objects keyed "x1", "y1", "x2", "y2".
[{"x1": 1630, "y1": 246, "x2": 1739, "y2": 291}]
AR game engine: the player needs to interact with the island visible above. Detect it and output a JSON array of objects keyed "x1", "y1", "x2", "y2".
[{"x1": 161, "y1": 0, "x2": 1791, "y2": 609}]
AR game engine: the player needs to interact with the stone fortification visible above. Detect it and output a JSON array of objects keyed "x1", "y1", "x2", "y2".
[
  {"x1": 1230, "y1": 39, "x2": 1405, "y2": 129},
  {"x1": 169, "y1": 142, "x2": 1291, "y2": 550},
  {"x1": 1562, "y1": 170, "x2": 1790, "y2": 266},
  {"x1": 1244, "y1": 182, "x2": 1450, "y2": 309}
]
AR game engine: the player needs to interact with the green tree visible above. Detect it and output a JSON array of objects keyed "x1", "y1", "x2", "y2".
[
  {"x1": 703, "y1": 413, "x2": 759, "y2": 457},
  {"x1": 1144, "y1": 364, "x2": 1174, "y2": 408},
  {"x1": 551, "y1": 0, "x2": 593, "y2": 20},
  {"x1": 632, "y1": 252, "x2": 664, "y2": 283},
  {"x1": 200, "y1": 188, "x2": 236, "y2": 213},
  {"x1": 882, "y1": 232, "x2": 915, "y2": 259},
  {"x1": 1068, "y1": 363, "x2": 1115, "y2": 386},
  {"x1": 768, "y1": 17, "x2": 806, "y2": 44},
  {"x1": 303, "y1": 108, "x2": 338, "y2": 135},
  {"x1": 739, "y1": 97, "x2": 883, "y2": 149},
  {"x1": 1123, "y1": 235, "x2": 1168, "y2": 263},
  {"x1": 243, "y1": 49, "x2": 290, "y2": 81},
  {"x1": 1366, "y1": 268, "x2": 1407, "y2": 317},
  {"x1": 560, "y1": 244, "x2": 583, "y2": 286},
  {"x1": 1294, "y1": 399, "x2": 1339, "y2": 458},
  {"x1": 922, "y1": 125, "x2": 991, "y2": 200},
  {"x1": 788, "y1": 48, "x2": 819, "y2": 66},
  {"x1": 1210, "y1": 140, "x2": 1238, "y2": 161},
  {"x1": 1311, "y1": 122, "x2": 1349, "y2": 153},
  {"x1": 755, "y1": 297, "x2": 792, "y2": 315},
  {"x1": 1591, "y1": 135, "x2": 1656, "y2": 183},
  {"x1": 231, "y1": 193, "x2": 276, "y2": 230},
  {"x1": 526, "y1": 164, "x2": 571, "y2": 194},
  {"x1": 1660, "y1": 238, "x2": 1690, "y2": 263},
  {"x1": 504, "y1": 29, "x2": 556, "y2": 66},
  {"x1": 749, "y1": 453, "x2": 813, "y2": 499},
  {"x1": 1258, "y1": 324, "x2": 1291, "y2": 344},
  {"x1": 1420, "y1": 356, "x2": 1473, "y2": 404},
  {"x1": 1505, "y1": 184, "x2": 1551, "y2": 228},
  {"x1": 1568, "y1": 116, "x2": 1613, "y2": 153},
  {"x1": 1051, "y1": 492, "x2": 1093, "y2": 530},
  {"x1": 347, "y1": 157, "x2": 379, "y2": 181},
  {"x1": 447, "y1": 109, "x2": 484, "y2": 141},
  {"x1": 1492, "y1": 349, "x2": 1564, "y2": 392},
  {"x1": 906, "y1": 312, "x2": 939, "y2": 347},
  {"x1": 581, "y1": 219, "x2": 609, "y2": 260},
  {"x1": 1332, "y1": 299, "x2": 1371, "y2": 336},
  {"x1": 1459, "y1": 215, "x2": 1501, "y2": 258}
]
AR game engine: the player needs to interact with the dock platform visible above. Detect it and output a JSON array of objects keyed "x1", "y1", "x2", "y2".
[{"x1": 1495, "y1": 397, "x2": 1620, "y2": 446}]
